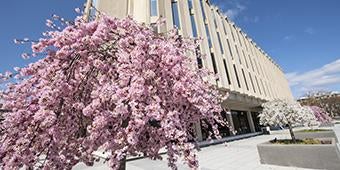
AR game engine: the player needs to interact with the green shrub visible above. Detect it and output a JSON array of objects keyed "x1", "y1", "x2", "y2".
[
  {"x1": 297, "y1": 129, "x2": 331, "y2": 133},
  {"x1": 269, "y1": 138, "x2": 331, "y2": 144}
]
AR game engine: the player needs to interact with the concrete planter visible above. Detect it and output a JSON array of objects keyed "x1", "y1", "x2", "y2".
[
  {"x1": 257, "y1": 138, "x2": 340, "y2": 170},
  {"x1": 295, "y1": 129, "x2": 338, "y2": 142},
  {"x1": 319, "y1": 122, "x2": 335, "y2": 127}
]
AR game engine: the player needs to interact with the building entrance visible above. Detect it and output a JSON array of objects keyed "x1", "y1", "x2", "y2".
[
  {"x1": 251, "y1": 112, "x2": 262, "y2": 132},
  {"x1": 200, "y1": 111, "x2": 230, "y2": 140},
  {"x1": 231, "y1": 110, "x2": 251, "y2": 135}
]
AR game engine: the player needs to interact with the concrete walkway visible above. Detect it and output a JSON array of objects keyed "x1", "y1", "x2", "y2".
[
  {"x1": 126, "y1": 130, "x2": 314, "y2": 170},
  {"x1": 74, "y1": 128, "x2": 317, "y2": 170}
]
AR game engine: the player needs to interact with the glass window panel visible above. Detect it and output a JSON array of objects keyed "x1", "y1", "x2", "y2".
[
  {"x1": 150, "y1": 0, "x2": 158, "y2": 16},
  {"x1": 255, "y1": 76, "x2": 262, "y2": 95},
  {"x1": 205, "y1": 24, "x2": 212, "y2": 48},
  {"x1": 242, "y1": 69, "x2": 249, "y2": 91},
  {"x1": 199, "y1": 0, "x2": 206, "y2": 20},
  {"x1": 171, "y1": 1, "x2": 181, "y2": 29},
  {"x1": 235, "y1": 45, "x2": 242, "y2": 64},
  {"x1": 249, "y1": 72, "x2": 256, "y2": 93},
  {"x1": 217, "y1": 32, "x2": 224, "y2": 54},
  {"x1": 211, "y1": 53, "x2": 218, "y2": 74},
  {"x1": 190, "y1": 15, "x2": 197, "y2": 37},
  {"x1": 233, "y1": 64, "x2": 241, "y2": 88},
  {"x1": 226, "y1": 39, "x2": 233, "y2": 59},
  {"x1": 223, "y1": 59, "x2": 231, "y2": 85},
  {"x1": 188, "y1": 0, "x2": 193, "y2": 10}
]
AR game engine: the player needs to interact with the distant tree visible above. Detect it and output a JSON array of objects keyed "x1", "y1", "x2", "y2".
[
  {"x1": 259, "y1": 100, "x2": 317, "y2": 142},
  {"x1": 299, "y1": 91, "x2": 340, "y2": 117},
  {"x1": 308, "y1": 106, "x2": 332, "y2": 124},
  {"x1": 0, "y1": 14, "x2": 227, "y2": 170}
]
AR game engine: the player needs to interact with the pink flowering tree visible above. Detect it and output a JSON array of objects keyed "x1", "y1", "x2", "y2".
[
  {"x1": 0, "y1": 14, "x2": 227, "y2": 169},
  {"x1": 309, "y1": 106, "x2": 333, "y2": 124}
]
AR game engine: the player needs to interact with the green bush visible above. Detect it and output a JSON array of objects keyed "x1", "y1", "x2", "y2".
[
  {"x1": 297, "y1": 129, "x2": 331, "y2": 133},
  {"x1": 269, "y1": 138, "x2": 331, "y2": 144}
]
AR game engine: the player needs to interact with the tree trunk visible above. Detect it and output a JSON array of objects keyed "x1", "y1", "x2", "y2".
[
  {"x1": 288, "y1": 124, "x2": 296, "y2": 143},
  {"x1": 118, "y1": 157, "x2": 126, "y2": 170}
]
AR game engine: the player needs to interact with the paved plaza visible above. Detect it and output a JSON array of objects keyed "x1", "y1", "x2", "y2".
[{"x1": 74, "y1": 125, "x2": 340, "y2": 170}]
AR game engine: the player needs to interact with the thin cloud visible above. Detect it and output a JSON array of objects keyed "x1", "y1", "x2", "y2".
[
  {"x1": 283, "y1": 35, "x2": 294, "y2": 41},
  {"x1": 304, "y1": 27, "x2": 316, "y2": 35},
  {"x1": 286, "y1": 59, "x2": 340, "y2": 97},
  {"x1": 213, "y1": 0, "x2": 259, "y2": 24},
  {"x1": 224, "y1": 4, "x2": 246, "y2": 20},
  {"x1": 212, "y1": 0, "x2": 247, "y2": 21},
  {"x1": 243, "y1": 16, "x2": 260, "y2": 23}
]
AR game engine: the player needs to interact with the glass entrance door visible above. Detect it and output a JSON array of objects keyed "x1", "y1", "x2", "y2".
[
  {"x1": 251, "y1": 112, "x2": 262, "y2": 132},
  {"x1": 200, "y1": 111, "x2": 230, "y2": 140},
  {"x1": 231, "y1": 110, "x2": 251, "y2": 135}
]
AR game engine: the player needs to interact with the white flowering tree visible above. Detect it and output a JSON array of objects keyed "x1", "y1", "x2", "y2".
[{"x1": 259, "y1": 100, "x2": 317, "y2": 142}]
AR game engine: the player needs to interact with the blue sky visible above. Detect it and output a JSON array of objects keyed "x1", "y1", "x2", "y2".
[
  {"x1": 0, "y1": 0, "x2": 83, "y2": 72},
  {"x1": 211, "y1": 0, "x2": 340, "y2": 98},
  {"x1": 0, "y1": 0, "x2": 339, "y2": 98}
]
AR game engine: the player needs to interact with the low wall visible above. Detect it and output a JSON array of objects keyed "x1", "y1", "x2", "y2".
[
  {"x1": 257, "y1": 138, "x2": 340, "y2": 170},
  {"x1": 295, "y1": 130, "x2": 338, "y2": 142}
]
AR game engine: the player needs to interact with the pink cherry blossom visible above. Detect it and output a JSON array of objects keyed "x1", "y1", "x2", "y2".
[
  {"x1": 309, "y1": 106, "x2": 332, "y2": 123},
  {"x1": 0, "y1": 15, "x2": 227, "y2": 170}
]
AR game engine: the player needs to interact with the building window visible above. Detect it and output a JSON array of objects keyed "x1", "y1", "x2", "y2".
[
  {"x1": 150, "y1": 0, "x2": 158, "y2": 16},
  {"x1": 249, "y1": 55, "x2": 255, "y2": 71},
  {"x1": 226, "y1": 39, "x2": 233, "y2": 59},
  {"x1": 205, "y1": 24, "x2": 212, "y2": 48},
  {"x1": 254, "y1": 59, "x2": 260, "y2": 74},
  {"x1": 190, "y1": 15, "x2": 198, "y2": 37},
  {"x1": 211, "y1": 53, "x2": 218, "y2": 74},
  {"x1": 196, "y1": 46, "x2": 203, "y2": 69},
  {"x1": 265, "y1": 81, "x2": 271, "y2": 97},
  {"x1": 188, "y1": 0, "x2": 193, "y2": 10},
  {"x1": 243, "y1": 35, "x2": 249, "y2": 52},
  {"x1": 261, "y1": 79, "x2": 267, "y2": 96},
  {"x1": 213, "y1": 11, "x2": 218, "y2": 28},
  {"x1": 223, "y1": 59, "x2": 231, "y2": 85},
  {"x1": 171, "y1": 1, "x2": 181, "y2": 29},
  {"x1": 235, "y1": 45, "x2": 242, "y2": 64},
  {"x1": 249, "y1": 72, "x2": 256, "y2": 93},
  {"x1": 236, "y1": 31, "x2": 243, "y2": 47},
  {"x1": 199, "y1": 0, "x2": 206, "y2": 20},
  {"x1": 217, "y1": 32, "x2": 224, "y2": 54},
  {"x1": 231, "y1": 110, "x2": 251, "y2": 135},
  {"x1": 242, "y1": 69, "x2": 249, "y2": 91},
  {"x1": 89, "y1": 0, "x2": 98, "y2": 20},
  {"x1": 255, "y1": 76, "x2": 262, "y2": 95},
  {"x1": 233, "y1": 64, "x2": 241, "y2": 88},
  {"x1": 197, "y1": 56, "x2": 203, "y2": 69},
  {"x1": 222, "y1": 21, "x2": 228, "y2": 35},
  {"x1": 243, "y1": 50, "x2": 249, "y2": 68},
  {"x1": 231, "y1": 26, "x2": 236, "y2": 42}
]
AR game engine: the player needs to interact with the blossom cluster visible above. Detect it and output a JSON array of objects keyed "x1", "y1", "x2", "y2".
[
  {"x1": 309, "y1": 106, "x2": 332, "y2": 124},
  {"x1": 259, "y1": 100, "x2": 317, "y2": 127},
  {"x1": 0, "y1": 15, "x2": 226, "y2": 169}
]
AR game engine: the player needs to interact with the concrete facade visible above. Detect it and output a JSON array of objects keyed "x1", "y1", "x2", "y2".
[{"x1": 85, "y1": 0, "x2": 294, "y2": 141}]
